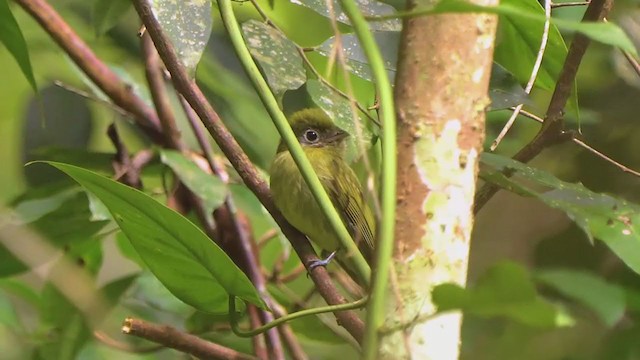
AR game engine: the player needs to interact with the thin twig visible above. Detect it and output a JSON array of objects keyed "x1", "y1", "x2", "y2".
[
  {"x1": 491, "y1": 0, "x2": 551, "y2": 151},
  {"x1": 517, "y1": 109, "x2": 640, "y2": 177},
  {"x1": 132, "y1": 0, "x2": 365, "y2": 342},
  {"x1": 123, "y1": 318, "x2": 258, "y2": 360},
  {"x1": 474, "y1": 0, "x2": 614, "y2": 213},
  {"x1": 604, "y1": 18, "x2": 640, "y2": 79},
  {"x1": 93, "y1": 331, "x2": 163, "y2": 353}
]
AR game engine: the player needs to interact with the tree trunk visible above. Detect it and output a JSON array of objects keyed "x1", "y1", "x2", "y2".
[{"x1": 380, "y1": 2, "x2": 498, "y2": 358}]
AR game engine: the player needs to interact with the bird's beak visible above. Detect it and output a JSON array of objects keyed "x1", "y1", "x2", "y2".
[{"x1": 327, "y1": 129, "x2": 350, "y2": 143}]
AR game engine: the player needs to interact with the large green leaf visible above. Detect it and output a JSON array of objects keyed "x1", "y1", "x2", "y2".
[
  {"x1": 535, "y1": 269, "x2": 626, "y2": 327},
  {"x1": 242, "y1": 20, "x2": 306, "y2": 100},
  {"x1": 480, "y1": 153, "x2": 640, "y2": 275},
  {"x1": 150, "y1": 0, "x2": 212, "y2": 74},
  {"x1": 160, "y1": 150, "x2": 227, "y2": 214},
  {"x1": 0, "y1": 0, "x2": 36, "y2": 90},
  {"x1": 42, "y1": 162, "x2": 266, "y2": 313},
  {"x1": 433, "y1": 261, "x2": 573, "y2": 328}
]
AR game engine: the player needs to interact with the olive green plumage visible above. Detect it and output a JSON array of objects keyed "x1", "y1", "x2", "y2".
[{"x1": 270, "y1": 108, "x2": 376, "y2": 266}]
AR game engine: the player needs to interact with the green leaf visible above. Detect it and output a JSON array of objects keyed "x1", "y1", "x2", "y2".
[
  {"x1": 535, "y1": 269, "x2": 626, "y2": 327},
  {"x1": 93, "y1": 0, "x2": 132, "y2": 35},
  {"x1": 493, "y1": 0, "x2": 566, "y2": 91},
  {"x1": 241, "y1": 20, "x2": 306, "y2": 99},
  {"x1": 0, "y1": 0, "x2": 37, "y2": 90},
  {"x1": 480, "y1": 153, "x2": 640, "y2": 275},
  {"x1": 160, "y1": 150, "x2": 227, "y2": 214},
  {"x1": 41, "y1": 161, "x2": 265, "y2": 313},
  {"x1": 427, "y1": 0, "x2": 637, "y2": 56},
  {"x1": 433, "y1": 261, "x2": 574, "y2": 328},
  {"x1": 294, "y1": 0, "x2": 400, "y2": 31},
  {"x1": 150, "y1": 0, "x2": 212, "y2": 74},
  {"x1": 306, "y1": 79, "x2": 374, "y2": 162},
  {"x1": 489, "y1": 64, "x2": 532, "y2": 110}
]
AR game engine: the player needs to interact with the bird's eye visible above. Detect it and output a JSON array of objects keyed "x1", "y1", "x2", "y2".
[{"x1": 304, "y1": 129, "x2": 319, "y2": 143}]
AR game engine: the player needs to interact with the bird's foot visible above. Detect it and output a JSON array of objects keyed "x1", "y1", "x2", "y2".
[{"x1": 308, "y1": 251, "x2": 337, "y2": 271}]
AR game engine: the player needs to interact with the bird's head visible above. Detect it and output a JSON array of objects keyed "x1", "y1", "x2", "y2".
[{"x1": 276, "y1": 108, "x2": 350, "y2": 153}]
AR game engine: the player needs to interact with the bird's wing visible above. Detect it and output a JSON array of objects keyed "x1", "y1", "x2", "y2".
[{"x1": 327, "y1": 160, "x2": 376, "y2": 262}]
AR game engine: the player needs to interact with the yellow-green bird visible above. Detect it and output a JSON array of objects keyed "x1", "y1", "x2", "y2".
[{"x1": 270, "y1": 108, "x2": 376, "y2": 275}]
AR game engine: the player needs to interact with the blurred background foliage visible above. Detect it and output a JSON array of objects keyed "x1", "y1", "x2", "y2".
[{"x1": 1, "y1": 0, "x2": 640, "y2": 359}]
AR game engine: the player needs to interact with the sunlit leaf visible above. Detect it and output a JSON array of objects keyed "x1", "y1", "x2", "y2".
[
  {"x1": 291, "y1": 0, "x2": 401, "y2": 31},
  {"x1": 480, "y1": 153, "x2": 640, "y2": 275},
  {"x1": 317, "y1": 31, "x2": 399, "y2": 83},
  {"x1": 242, "y1": 20, "x2": 306, "y2": 99},
  {"x1": 536, "y1": 269, "x2": 626, "y2": 327},
  {"x1": 42, "y1": 162, "x2": 266, "y2": 313},
  {"x1": 150, "y1": 0, "x2": 212, "y2": 74},
  {"x1": 0, "y1": 0, "x2": 36, "y2": 90}
]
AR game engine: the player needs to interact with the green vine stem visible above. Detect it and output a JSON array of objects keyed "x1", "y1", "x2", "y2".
[
  {"x1": 218, "y1": 0, "x2": 371, "y2": 283},
  {"x1": 229, "y1": 295, "x2": 368, "y2": 337},
  {"x1": 334, "y1": 0, "x2": 398, "y2": 357}
]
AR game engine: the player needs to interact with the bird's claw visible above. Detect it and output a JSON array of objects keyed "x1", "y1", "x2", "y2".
[{"x1": 308, "y1": 251, "x2": 337, "y2": 272}]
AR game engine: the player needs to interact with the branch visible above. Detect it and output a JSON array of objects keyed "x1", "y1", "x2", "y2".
[
  {"x1": 474, "y1": 0, "x2": 614, "y2": 212},
  {"x1": 131, "y1": 0, "x2": 365, "y2": 342},
  {"x1": 122, "y1": 318, "x2": 257, "y2": 360},
  {"x1": 15, "y1": 0, "x2": 164, "y2": 143},
  {"x1": 517, "y1": 108, "x2": 640, "y2": 177},
  {"x1": 491, "y1": 0, "x2": 551, "y2": 150}
]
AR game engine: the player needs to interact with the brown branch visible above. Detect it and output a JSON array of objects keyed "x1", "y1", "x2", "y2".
[
  {"x1": 491, "y1": 0, "x2": 551, "y2": 151},
  {"x1": 108, "y1": 124, "x2": 143, "y2": 189},
  {"x1": 122, "y1": 318, "x2": 258, "y2": 360},
  {"x1": 142, "y1": 33, "x2": 185, "y2": 151},
  {"x1": 147, "y1": 35, "x2": 295, "y2": 356},
  {"x1": 93, "y1": 330, "x2": 163, "y2": 353},
  {"x1": 474, "y1": 0, "x2": 613, "y2": 213},
  {"x1": 132, "y1": 0, "x2": 365, "y2": 342},
  {"x1": 179, "y1": 97, "x2": 294, "y2": 359},
  {"x1": 15, "y1": 0, "x2": 165, "y2": 144}
]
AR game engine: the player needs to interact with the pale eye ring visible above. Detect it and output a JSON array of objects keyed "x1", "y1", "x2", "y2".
[{"x1": 304, "y1": 129, "x2": 319, "y2": 143}]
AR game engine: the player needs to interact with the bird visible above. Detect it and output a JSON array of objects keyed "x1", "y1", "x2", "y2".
[{"x1": 269, "y1": 108, "x2": 376, "y2": 279}]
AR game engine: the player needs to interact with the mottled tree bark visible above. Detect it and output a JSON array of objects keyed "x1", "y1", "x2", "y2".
[{"x1": 381, "y1": 1, "x2": 498, "y2": 358}]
